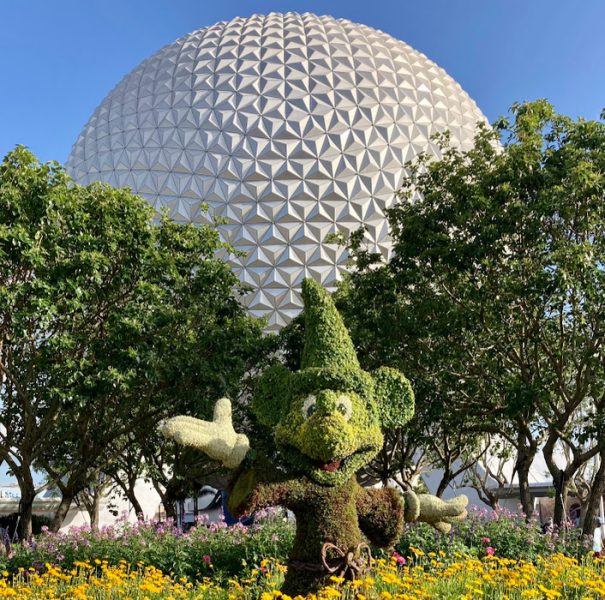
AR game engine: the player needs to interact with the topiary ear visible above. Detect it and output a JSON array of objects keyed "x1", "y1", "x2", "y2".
[
  {"x1": 251, "y1": 364, "x2": 292, "y2": 428},
  {"x1": 372, "y1": 366, "x2": 414, "y2": 429}
]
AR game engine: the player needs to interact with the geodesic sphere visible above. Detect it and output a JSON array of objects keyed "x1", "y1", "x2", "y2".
[{"x1": 66, "y1": 12, "x2": 486, "y2": 330}]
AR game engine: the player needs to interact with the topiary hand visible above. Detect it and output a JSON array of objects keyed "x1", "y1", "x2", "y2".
[
  {"x1": 418, "y1": 493, "x2": 468, "y2": 533},
  {"x1": 158, "y1": 398, "x2": 250, "y2": 469},
  {"x1": 404, "y1": 491, "x2": 468, "y2": 533}
]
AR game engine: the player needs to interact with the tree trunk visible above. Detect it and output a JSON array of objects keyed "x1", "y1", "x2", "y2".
[
  {"x1": 113, "y1": 475, "x2": 145, "y2": 518},
  {"x1": 515, "y1": 448, "x2": 536, "y2": 520},
  {"x1": 80, "y1": 488, "x2": 103, "y2": 531},
  {"x1": 163, "y1": 499, "x2": 177, "y2": 521},
  {"x1": 481, "y1": 490, "x2": 500, "y2": 510},
  {"x1": 89, "y1": 493, "x2": 101, "y2": 531},
  {"x1": 582, "y1": 450, "x2": 605, "y2": 535},
  {"x1": 435, "y1": 467, "x2": 452, "y2": 498},
  {"x1": 51, "y1": 493, "x2": 74, "y2": 532},
  {"x1": 17, "y1": 484, "x2": 35, "y2": 541},
  {"x1": 126, "y1": 488, "x2": 144, "y2": 519},
  {"x1": 552, "y1": 469, "x2": 569, "y2": 528},
  {"x1": 466, "y1": 466, "x2": 500, "y2": 509},
  {"x1": 161, "y1": 478, "x2": 188, "y2": 523}
]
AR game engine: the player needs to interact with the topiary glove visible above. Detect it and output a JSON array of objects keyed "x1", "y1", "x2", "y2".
[{"x1": 158, "y1": 398, "x2": 250, "y2": 469}]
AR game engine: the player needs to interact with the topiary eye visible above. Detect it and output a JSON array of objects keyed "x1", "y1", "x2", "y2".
[
  {"x1": 302, "y1": 395, "x2": 317, "y2": 419},
  {"x1": 336, "y1": 395, "x2": 352, "y2": 421}
]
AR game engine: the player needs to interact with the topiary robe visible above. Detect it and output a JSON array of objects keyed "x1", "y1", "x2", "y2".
[{"x1": 229, "y1": 469, "x2": 406, "y2": 595}]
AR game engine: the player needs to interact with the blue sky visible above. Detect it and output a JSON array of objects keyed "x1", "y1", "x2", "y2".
[{"x1": 1, "y1": 0, "x2": 604, "y2": 164}]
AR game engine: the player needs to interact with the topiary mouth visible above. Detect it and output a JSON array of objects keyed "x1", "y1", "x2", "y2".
[
  {"x1": 317, "y1": 459, "x2": 342, "y2": 472},
  {"x1": 281, "y1": 444, "x2": 378, "y2": 483}
]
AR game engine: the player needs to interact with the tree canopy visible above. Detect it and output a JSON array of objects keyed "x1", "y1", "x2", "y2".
[
  {"x1": 0, "y1": 146, "x2": 265, "y2": 536},
  {"x1": 338, "y1": 101, "x2": 605, "y2": 525}
]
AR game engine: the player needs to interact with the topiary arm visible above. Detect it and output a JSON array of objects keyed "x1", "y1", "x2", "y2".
[
  {"x1": 158, "y1": 398, "x2": 250, "y2": 469},
  {"x1": 227, "y1": 464, "x2": 294, "y2": 518},
  {"x1": 403, "y1": 490, "x2": 468, "y2": 533},
  {"x1": 356, "y1": 484, "x2": 404, "y2": 548}
]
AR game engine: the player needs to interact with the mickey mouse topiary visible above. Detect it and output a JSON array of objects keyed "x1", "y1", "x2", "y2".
[{"x1": 160, "y1": 278, "x2": 467, "y2": 595}]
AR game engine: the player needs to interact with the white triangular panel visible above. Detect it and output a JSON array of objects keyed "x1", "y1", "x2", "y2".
[{"x1": 66, "y1": 12, "x2": 486, "y2": 331}]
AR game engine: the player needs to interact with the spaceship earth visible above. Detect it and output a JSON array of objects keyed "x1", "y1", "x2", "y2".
[{"x1": 66, "y1": 12, "x2": 486, "y2": 330}]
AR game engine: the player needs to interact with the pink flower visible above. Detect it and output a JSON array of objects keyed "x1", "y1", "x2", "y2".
[
  {"x1": 481, "y1": 537, "x2": 491, "y2": 544},
  {"x1": 202, "y1": 555, "x2": 211, "y2": 564},
  {"x1": 392, "y1": 551, "x2": 406, "y2": 565},
  {"x1": 485, "y1": 546, "x2": 495, "y2": 556}
]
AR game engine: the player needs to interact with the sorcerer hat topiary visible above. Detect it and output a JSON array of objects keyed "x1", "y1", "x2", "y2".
[
  {"x1": 252, "y1": 278, "x2": 414, "y2": 430},
  {"x1": 300, "y1": 277, "x2": 361, "y2": 373}
]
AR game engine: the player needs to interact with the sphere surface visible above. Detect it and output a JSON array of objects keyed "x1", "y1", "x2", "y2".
[{"x1": 67, "y1": 12, "x2": 486, "y2": 329}]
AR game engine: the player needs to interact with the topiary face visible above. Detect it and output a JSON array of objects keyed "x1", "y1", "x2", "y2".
[
  {"x1": 251, "y1": 278, "x2": 414, "y2": 486},
  {"x1": 275, "y1": 385, "x2": 383, "y2": 485}
]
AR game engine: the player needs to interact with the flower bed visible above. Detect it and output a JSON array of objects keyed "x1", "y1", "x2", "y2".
[
  {"x1": 0, "y1": 506, "x2": 595, "y2": 582},
  {"x1": 1, "y1": 510, "x2": 293, "y2": 581},
  {"x1": 0, "y1": 506, "x2": 600, "y2": 598},
  {"x1": 2, "y1": 553, "x2": 604, "y2": 599},
  {"x1": 398, "y1": 506, "x2": 590, "y2": 562}
]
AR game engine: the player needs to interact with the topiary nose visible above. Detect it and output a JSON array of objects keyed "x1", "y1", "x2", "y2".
[{"x1": 300, "y1": 417, "x2": 355, "y2": 462}]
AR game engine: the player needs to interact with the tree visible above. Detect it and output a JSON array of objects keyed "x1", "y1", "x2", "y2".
[
  {"x1": 105, "y1": 437, "x2": 146, "y2": 518},
  {"x1": 342, "y1": 101, "x2": 605, "y2": 525},
  {"x1": 0, "y1": 146, "x2": 151, "y2": 538},
  {"x1": 460, "y1": 436, "x2": 515, "y2": 509},
  {"x1": 39, "y1": 214, "x2": 265, "y2": 531},
  {"x1": 0, "y1": 147, "x2": 265, "y2": 536},
  {"x1": 73, "y1": 470, "x2": 116, "y2": 530}
]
